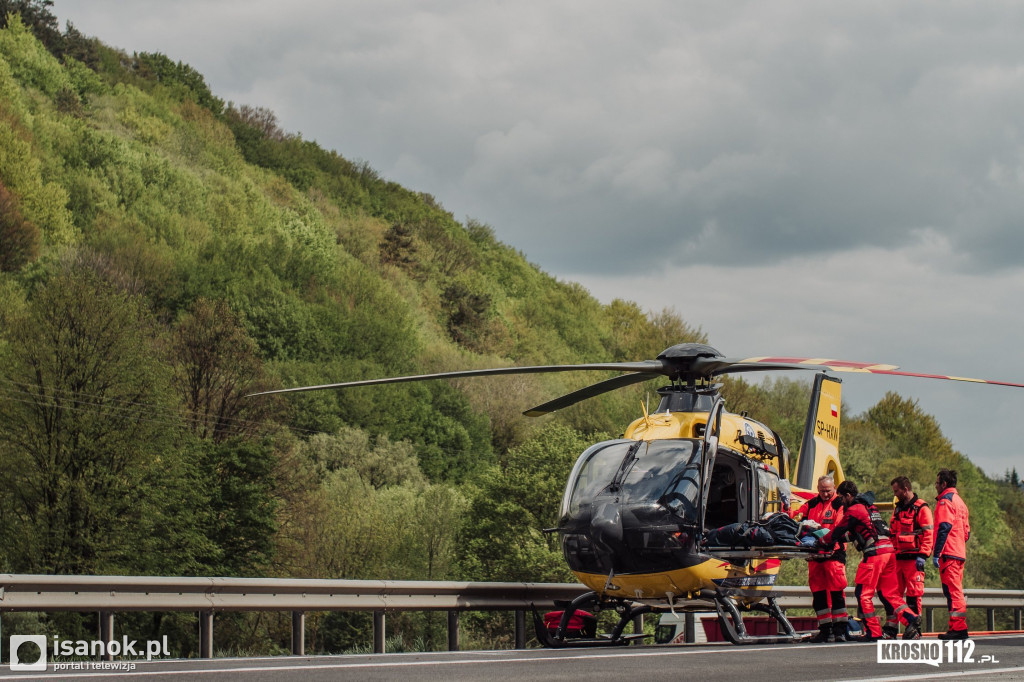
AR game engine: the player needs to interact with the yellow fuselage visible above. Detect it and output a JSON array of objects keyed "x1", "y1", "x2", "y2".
[{"x1": 568, "y1": 409, "x2": 797, "y2": 605}]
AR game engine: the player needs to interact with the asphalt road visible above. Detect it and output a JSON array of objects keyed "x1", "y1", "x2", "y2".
[{"x1": 2, "y1": 634, "x2": 1022, "y2": 681}]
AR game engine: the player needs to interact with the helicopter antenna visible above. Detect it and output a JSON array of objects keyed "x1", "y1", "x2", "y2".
[{"x1": 641, "y1": 398, "x2": 651, "y2": 428}]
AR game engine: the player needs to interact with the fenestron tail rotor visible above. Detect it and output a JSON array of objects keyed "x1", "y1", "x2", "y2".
[{"x1": 246, "y1": 342, "x2": 1024, "y2": 415}]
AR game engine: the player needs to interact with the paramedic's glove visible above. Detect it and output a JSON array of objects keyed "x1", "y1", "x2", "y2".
[
  {"x1": 915, "y1": 557, "x2": 925, "y2": 571},
  {"x1": 932, "y1": 556, "x2": 940, "y2": 568}
]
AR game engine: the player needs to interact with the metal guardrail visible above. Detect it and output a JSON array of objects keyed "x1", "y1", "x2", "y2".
[
  {"x1": 0, "y1": 575, "x2": 1021, "y2": 657},
  {"x1": 0, "y1": 575, "x2": 588, "y2": 611}
]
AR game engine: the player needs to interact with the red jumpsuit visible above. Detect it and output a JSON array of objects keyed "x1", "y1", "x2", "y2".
[
  {"x1": 793, "y1": 495, "x2": 848, "y2": 627},
  {"x1": 933, "y1": 487, "x2": 970, "y2": 632},
  {"x1": 889, "y1": 495, "x2": 934, "y2": 615},
  {"x1": 822, "y1": 498, "x2": 918, "y2": 639}
]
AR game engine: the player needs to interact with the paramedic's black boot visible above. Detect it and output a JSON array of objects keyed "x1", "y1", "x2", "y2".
[
  {"x1": 902, "y1": 618, "x2": 922, "y2": 640},
  {"x1": 882, "y1": 624, "x2": 898, "y2": 640},
  {"x1": 808, "y1": 623, "x2": 832, "y2": 643},
  {"x1": 938, "y1": 628, "x2": 969, "y2": 640},
  {"x1": 832, "y1": 620, "x2": 850, "y2": 642}
]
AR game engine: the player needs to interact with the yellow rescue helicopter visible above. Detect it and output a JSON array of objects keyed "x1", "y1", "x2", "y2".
[{"x1": 252, "y1": 343, "x2": 1023, "y2": 646}]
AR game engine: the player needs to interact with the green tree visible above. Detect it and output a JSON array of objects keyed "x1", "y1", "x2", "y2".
[
  {"x1": 457, "y1": 424, "x2": 598, "y2": 582},
  {"x1": 0, "y1": 0, "x2": 61, "y2": 53},
  {"x1": 409, "y1": 484, "x2": 467, "y2": 580},
  {"x1": 299, "y1": 427, "x2": 426, "y2": 489},
  {"x1": 866, "y1": 392, "x2": 955, "y2": 464},
  {"x1": 379, "y1": 222, "x2": 417, "y2": 269},
  {"x1": 0, "y1": 179, "x2": 39, "y2": 271},
  {"x1": 134, "y1": 51, "x2": 224, "y2": 114},
  {"x1": 198, "y1": 437, "x2": 279, "y2": 576},
  {"x1": 0, "y1": 266, "x2": 173, "y2": 573},
  {"x1": 442, "y1": 280, "x2": 492, "y2": 349},
  {"x1": 171, "y1": 297, "x2": 274, "y2": 442},
  {"x1": 604, "y1": 300, "x2": 706, "y2": 362}
]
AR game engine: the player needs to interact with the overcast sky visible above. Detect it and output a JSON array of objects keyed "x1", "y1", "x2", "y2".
[{"x1": 52, "y1": 0, "x2": 1024, "y2": 479}]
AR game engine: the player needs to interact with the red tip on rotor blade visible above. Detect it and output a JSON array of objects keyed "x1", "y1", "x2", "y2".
[
  {"x1": 744, "y1": 357, "x2": 896, "y2": 370},
  {"x1": 868, "y1": 369, "x2": 1024, "y2": 388}
]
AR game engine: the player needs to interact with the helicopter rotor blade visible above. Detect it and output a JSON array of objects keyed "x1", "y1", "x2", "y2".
[
  {"x1": 523, "y1": 372, "x2": 662, "y2": 417},
  {"x1": 248, "y1": 340, "x2": 1024, "y2": 409},
  {"x1": 851, "y1": 368, "x2": 1024, "y2": 388},
  {"x1": 245, "y1": 360, "x2": 667, "y2": 397},
  {"x1": 719, "y1": 357, "x2": 1024, "y2": 387},
  {"x1": 702, "y1": 356, "x2": 901, "y2": 377}
]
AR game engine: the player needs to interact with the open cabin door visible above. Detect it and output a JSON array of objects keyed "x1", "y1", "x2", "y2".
[
  {"x1": 701, "y1": 404, "x2": 815, "y2": 561},
  {"x1": 697, "y1": 398, "x2": 724, "y2": 534},
  {"x1": 702, "y1": 457, "x2": 814, "y2": 560}
]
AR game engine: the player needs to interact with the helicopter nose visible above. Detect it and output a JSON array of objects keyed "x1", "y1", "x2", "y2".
[{"x1": 590, "y1": 501, "x2": 624, "y2": 552}]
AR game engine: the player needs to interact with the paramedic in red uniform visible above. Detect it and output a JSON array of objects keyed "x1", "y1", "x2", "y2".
[
  {"x1": 889, "y1": 476, "x2": 933, "y2": 629},
  {"x1": 791, "y1": 475, "x2": 849, "y2": 642},
  {"x1": 932, "y1": 468, "x2": 971, "y2": 640},
  {"x1": 819, "y1": 480, "x2": 922, "y2": 641}
]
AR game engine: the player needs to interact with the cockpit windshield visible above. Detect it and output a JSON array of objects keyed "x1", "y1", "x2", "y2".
[{"x1": 560, "y1": 439, "x2": 702, "y2": 521}]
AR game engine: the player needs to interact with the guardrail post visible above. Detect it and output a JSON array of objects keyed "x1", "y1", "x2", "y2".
[
  {"x1": 98, "y1": 612, "x2": 114, "y2": 661},
  {"x1": 291, "y1": 611, "x2": 305, "y2": 656},
  {"x1": 632, "y1": 613, "x2": 644, "y2": 644},
  {"x1": 987, "y1": 608, "x2": 995, "y2": 632},
  {"x1": 515, "y1": 610, "x2": 526, "y2": 649},
  {"x1": 199, "y1": 611, "x2": 214, "y2": 659},
  {"x1": 685, "y1": 613, "x2": 695, "y2": 643},
  {"x1": 373, "y1": 611, "x2": 385, "y2": 654},
  {"x1": 1015, "y1": 608, "x2": 1021, "y2": 630},
  {"x1": 925, "y1": 608, "x2": 934, "y2": 633},
  {"x1": 447, "y1": 611, "x2": 460, "y2": 651}
]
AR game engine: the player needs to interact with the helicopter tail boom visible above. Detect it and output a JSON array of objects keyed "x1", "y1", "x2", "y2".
[{"x1": 794, "y1": 373, "x2": 844, "y2": 490}]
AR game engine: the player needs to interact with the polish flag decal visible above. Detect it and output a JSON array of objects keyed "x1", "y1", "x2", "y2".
[{"x1": 830, "y1": 404, "x2": 839, "y2": 418}]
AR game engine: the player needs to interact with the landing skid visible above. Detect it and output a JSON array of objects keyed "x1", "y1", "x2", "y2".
[
  {"x1": 533, "y1": 590, "x2": 651, "y2": 648},
  {"x1": 713, "y1": 593, "x2": 806, "y2": 645}
]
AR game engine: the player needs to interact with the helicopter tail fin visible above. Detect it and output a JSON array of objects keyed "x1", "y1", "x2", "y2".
[{"x1": 794, "y1": 373, "x2": 844, "y2": 489}]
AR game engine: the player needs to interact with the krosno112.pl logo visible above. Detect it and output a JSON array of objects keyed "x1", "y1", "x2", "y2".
[{"x1": 877, "y1": 640, "x2": 999, "y2": 667}]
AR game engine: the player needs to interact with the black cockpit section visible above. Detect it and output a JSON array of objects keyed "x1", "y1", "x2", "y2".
[{"x1": 558, "y1": 438, "x2": 704, "y2": 574}]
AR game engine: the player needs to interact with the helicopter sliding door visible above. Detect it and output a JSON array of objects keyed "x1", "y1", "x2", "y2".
[{"x1": 697, "y1": 398, "x2": 724, "y2": 533}]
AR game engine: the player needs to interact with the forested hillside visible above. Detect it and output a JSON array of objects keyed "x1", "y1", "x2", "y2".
[{"x1": 0, "y1": 5, "x2": 1020, "y2": 653}]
